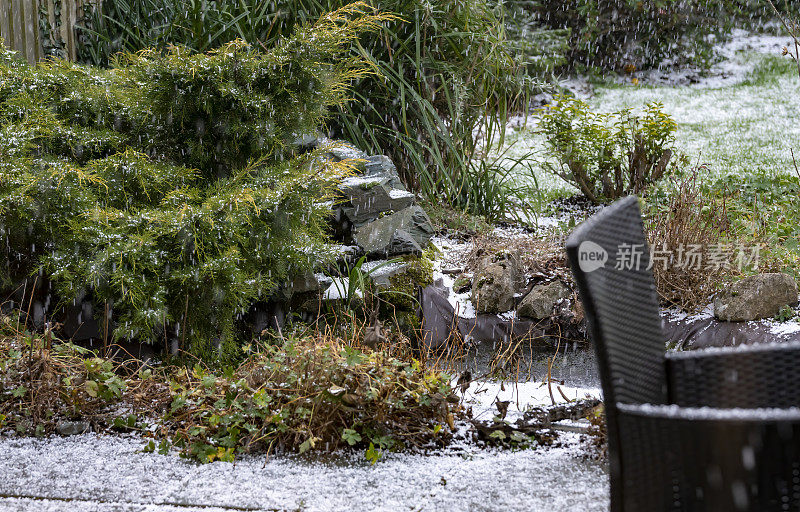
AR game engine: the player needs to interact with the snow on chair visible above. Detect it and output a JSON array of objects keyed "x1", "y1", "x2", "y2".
[{"x1": 566, "y1": 195, "x2": 800, "y2": 511}]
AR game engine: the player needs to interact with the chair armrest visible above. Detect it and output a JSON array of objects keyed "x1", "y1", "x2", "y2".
[{"x1": 665, "y1": 341, "x2": 800, "y2": 408}]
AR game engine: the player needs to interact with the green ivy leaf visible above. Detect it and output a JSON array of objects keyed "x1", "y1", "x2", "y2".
[
  {"x1": 342, "y1": 428, "x2": 362, "y2": 446},
  {"x1": 365, "y1": 442, "x2": 381, "y2": 465},
  {"x1": 85, "y1": 380, "x2": 99, "y2": 398}
]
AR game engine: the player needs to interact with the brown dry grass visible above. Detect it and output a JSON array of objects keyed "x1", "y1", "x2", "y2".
[
  {"x1": 644, "y1": 171, "x2": 736, "y2": 312},
  {"x1": 463, "y1": 231, "x2": 570, "y2": 282},
  {"x1": 0, "y1": 315, "x2": 172, "y2": 434}
]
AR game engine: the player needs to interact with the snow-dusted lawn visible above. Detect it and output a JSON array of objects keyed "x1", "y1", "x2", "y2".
[
  {"x1": 0, "y1": 431, "x2": 607, "y2": 512},
  {"x1": 592, "y1": 59, "x2": 800, "y2": 183},
  {"x1": 498, "y1": 30, "x2": 800, "y2": 202}
]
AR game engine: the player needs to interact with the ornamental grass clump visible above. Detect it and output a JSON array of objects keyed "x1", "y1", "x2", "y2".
[
  {"x1": 75, "y1": 0, "x2": 542, "y2": 210},
  {"x1": 0, "y1": 4, "x2": 392, "y2": 353},
  {"x1": 643, "y1": 172, "x2": 734, "y2": 312}
]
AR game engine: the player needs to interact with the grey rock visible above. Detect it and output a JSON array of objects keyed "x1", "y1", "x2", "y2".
[
  {"x1": 338, "y1": 176, "x2": 415, "y2": 225},
  {"x1": 323, "y1": 141, "x2": 368, "y2": 163},
  {"x1": 471, "y1": 251, "x2": 524, "y2": 314},
  {"x1": 291, "y1": 131, "x2": 323, "y2": 149},
  {"x1": 364, "y1": 155, "x2": 404, "y2": 189},
  {"x1": 285, "y1": 271, "x2": 321, "y2": 296},
  {"x1": 518, "y1": 281, "x2": 571, "y2": 319},
  {"x1": 275, "y1": 271, "x2": 322, "y2": 302},
  {"x1": 353, "y1": 206, "x2": 434, "y2": 256},
  {"x1": 57, "y1": 421, "x2": 91, "y2": 436},
  {"x1": 363, "y1": 260, "x2": 410, "y2": 291},
  {"x1": 714, "y1": 273, "x2": 799, "y2": 321},
  {"x1": 388, "y1": 229, "x2": 423, "y2": 255}
]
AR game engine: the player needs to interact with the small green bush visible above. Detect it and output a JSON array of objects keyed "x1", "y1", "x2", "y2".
[
  {"x1": 162, "y1": 334, "x2": 456, "y2": 462},
  {"x1": 539, "y1": 96, "x2": 677, "y2": 204},
  {"x1": 0, "y1": 5, "x2": 389, "y2": 350}
]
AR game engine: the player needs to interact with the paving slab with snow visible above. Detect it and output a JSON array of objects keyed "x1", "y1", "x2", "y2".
[{"x1": 0, "y1": 428, "x2": 608, "y2": 512}]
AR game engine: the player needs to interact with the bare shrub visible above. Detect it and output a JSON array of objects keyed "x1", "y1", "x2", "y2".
[{"x1": 644, "y1": 171, "x2": 735, "y2": 312}]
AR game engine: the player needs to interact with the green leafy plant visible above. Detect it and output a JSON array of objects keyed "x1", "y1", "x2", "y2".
[
  {"x1": 775, "y1": 305, "x2": 798, "y2": 322},
  {"x1": 84, "y1": 358, "x2": 127, "y2": 400},
  {"x1": 160, "y1": 333, "x2": 457, "y2": 462},
  {"x1": 0, "y1": 313, "x2": 459, "y2": 462},
  {"x1": 450, "y1": 149, "x2": 542, "y2": 224},
  {"x1": 539, "y1": 96, "x2": 677, "y2": 204}
]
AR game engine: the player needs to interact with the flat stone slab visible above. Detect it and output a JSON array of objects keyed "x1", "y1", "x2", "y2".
[
  {"x1": 337, "y1": 175, "x2": 415, "y2": 225},
  {"x1": 353, "y1": 205, "x2": 434, "y2": 256}
]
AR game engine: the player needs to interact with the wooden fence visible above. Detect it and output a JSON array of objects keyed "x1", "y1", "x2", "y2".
[{"x1": 0, "y1": 0, "x2": 97, "y2": 64}]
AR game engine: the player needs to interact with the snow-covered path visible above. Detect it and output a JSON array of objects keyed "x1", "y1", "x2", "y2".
[{"x1": 0, "y1": 432, "x2": 608, "y2": 511}]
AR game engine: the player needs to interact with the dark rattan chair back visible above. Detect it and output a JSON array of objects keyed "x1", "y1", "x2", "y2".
[
  {"x1": 566, "y1": 196, "x2": 800, "y2": 512},
  {"x1": 565, "y1": 196, "x2": 667, "y2": 406}
]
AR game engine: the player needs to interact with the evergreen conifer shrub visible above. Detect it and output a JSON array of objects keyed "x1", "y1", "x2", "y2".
[
  {"x1": 0, "y1": 4, "x2": 390, "y2": 353},
  {"x1": 74, "y1": 0, "x2": 540, "y2": 205}
]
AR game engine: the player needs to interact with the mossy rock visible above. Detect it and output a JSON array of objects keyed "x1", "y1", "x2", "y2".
[{"x1": 381, "y1": 249, "x2": 435, "y2": 312}]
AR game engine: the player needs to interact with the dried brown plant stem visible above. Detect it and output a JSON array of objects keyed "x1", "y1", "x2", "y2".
[
  {"x1": 26, "y1": 276, "x2": 38, "y2": 377},
  {"x1": 104, "y1": 301, "x2": 110, "y2": 358},
  {"x1": 767, "y1": 0, "x2": 800, "y2": 78},
  {"x1": 547, "y1": 323, "x2": 562, "y2": 406},
  {"x1": 180, "y1": 294, "x2": 189, "y2": 352}
]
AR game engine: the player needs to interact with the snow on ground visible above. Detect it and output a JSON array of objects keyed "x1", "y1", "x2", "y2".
[
  {"x1": 0, "y1": 427, "x2": 608, "y2": 512},
  {"x1": 496, "y1": 29, "x2": 800, "y2": 200},
  {"x1": 625, "y1": 29, "x2": 794, "y2": 89},
  {"x1": 662, "y1": 305, "x2": 800, "y2": 339},
  {"x1": 461, "y1": 379, "x2": 601, "y2": 423},
  {"x1": 434, "y1": 268, "x2": 477, "y2": 319},
  {"x1": 589, "y1": 32, "x2": 800, "y2": 183}
]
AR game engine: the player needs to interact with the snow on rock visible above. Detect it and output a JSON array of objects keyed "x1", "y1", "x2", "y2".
[
  {"x1": 323, "y1": 277, "x2": 362, "y2": 300},
  {"x1": 388, "y1": 188, "x2": 415, "y2": 199},
  {"x1": 436, "y1": 270, "x2": 477, "y2": 319}
]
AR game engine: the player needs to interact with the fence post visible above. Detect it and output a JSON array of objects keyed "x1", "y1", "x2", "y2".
[
  {"x1": 0, "y1": 1, "x2": 10, "y2": 51},
  {"x1": 0, "y1": 0, "x2": 98, "y2": 64},
  {"x1": 25, "y1": 0, "x2": 41, "y2": 63}
]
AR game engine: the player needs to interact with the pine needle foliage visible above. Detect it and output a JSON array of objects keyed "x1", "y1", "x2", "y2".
[
  {"x1": 0, "y1": 4, "x2": 390, "y2": 351},
  {"x1": 75, "y1": 0, "x2": 539, "y2": 204}
]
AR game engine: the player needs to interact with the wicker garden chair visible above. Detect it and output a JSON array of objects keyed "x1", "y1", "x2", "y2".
[{"x1": 565, "y1": 196, "x2": 800, "y2": 511}]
